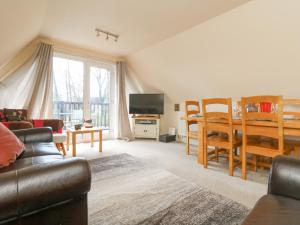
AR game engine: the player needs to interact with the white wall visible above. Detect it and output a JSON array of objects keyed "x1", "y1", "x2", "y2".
[{"x1": 127, "y1": 0, "x2": 300, "y2": 132}]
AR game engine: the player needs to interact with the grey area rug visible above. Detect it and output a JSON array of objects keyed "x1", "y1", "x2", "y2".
[{"x1": 88, "y1": 154, "x2": 249, "y2": 225}]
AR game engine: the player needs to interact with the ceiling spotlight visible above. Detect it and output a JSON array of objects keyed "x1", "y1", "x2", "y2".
[{"x1": 95, "y1": 28, "x2": 119, "y2": 42}]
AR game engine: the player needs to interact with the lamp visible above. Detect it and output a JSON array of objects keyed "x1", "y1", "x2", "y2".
[{"x1": 95, "y1": 28, "x2": 119, "y2": 42}]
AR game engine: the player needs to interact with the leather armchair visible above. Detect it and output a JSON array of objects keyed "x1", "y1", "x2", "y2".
[
  {"x1": 0, "y1": 127, "x2": 91, "y2": 225},
  {"x1": 242, "y1": 155, "x2": 300, "y2": 225}
]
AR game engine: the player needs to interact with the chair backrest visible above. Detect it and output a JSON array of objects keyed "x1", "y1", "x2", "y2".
[
  {"x1": 241, "y1": 95, "x2": 284, "y2": 154},
  {"x1": 283, "y1": 99, "x2": 300, "y2": 120},
  {"x1": 202, "y1": 98, "x2": 233, "y2": 138},
  {"x1": 184, "y1": 100, "x2": 200, "y2": 118},
  {"x1": 236, "y1": 101, "x2": 242, "y2": 117},
  {"x1": 184, "y1": 100, "x2": 200, "y2": 128}
]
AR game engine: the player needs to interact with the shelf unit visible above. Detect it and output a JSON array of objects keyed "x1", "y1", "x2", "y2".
[{"x1": 132, "y1": 115, "x2": 160, "y2": 140}]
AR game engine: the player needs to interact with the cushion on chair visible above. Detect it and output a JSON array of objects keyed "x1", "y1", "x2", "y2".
[
  {"x1": 3, "y1": 108, "x2": 27, "y2": 121},
  {"x1": 0, "y1": 110, "x2": 6, "y2": 122},
  {"x1": 0, "y1": 123, "x2": 25, "y2": 168},
  {"x1": 3, "y1": 121, "x2": 33, "y2": 130}
]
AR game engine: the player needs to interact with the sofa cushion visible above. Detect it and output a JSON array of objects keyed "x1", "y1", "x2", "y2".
[
  {"x1": 19, "y1": 142, "x2": 61, "y2": 159},
  {"x1": 43, "y1": 119, "x2": 64, "y2": 133},
  {"x1": 4, "y1": 108, "x2": 27, "y2": 121},
  {"x1": 0, "y1": 123, "x2": 25, "y2": 168},
  {"x1": 0, "y1": 110, "x2": 6, "y2": 122},
  {"x1": 3, "y1": 121, "x2": 33, "y2": 131},
  {"x1": 242, "y1": 194, "x2": 300, "y2": 225}
]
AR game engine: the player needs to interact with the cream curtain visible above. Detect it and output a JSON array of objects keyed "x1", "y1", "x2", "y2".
[
  {"x1": 0, "y1": 42, "x2": 53, "y2": 118},
  {"x1": 115, "y1": 61, "x2": 133, "y2": 141}
]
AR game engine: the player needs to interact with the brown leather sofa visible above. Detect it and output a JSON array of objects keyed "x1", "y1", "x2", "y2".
[
  {"x1": 0, "y1": 127, "x2": 91, "y2": 225},
  {"x1": 242, "y1": 155, "x2": 300, "y2": 225},
  {"x1": 0, "y1": 108, "x2": 64, "y2": 132}
]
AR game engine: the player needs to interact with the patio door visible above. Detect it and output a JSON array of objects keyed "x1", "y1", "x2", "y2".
[
  {"x1": 86, "y1": 63, "x2": 114, "y2": 137},
  {"x1": 53, "y1": 53, "x2": 115, "y2": 138},
  {"x1": 53, "y1": 56, "x2": 84, "y2": 128}
]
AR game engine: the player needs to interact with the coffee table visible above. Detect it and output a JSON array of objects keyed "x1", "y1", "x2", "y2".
[{"x1": 66, "y1": 127, "x2": 102, "y2": 157}]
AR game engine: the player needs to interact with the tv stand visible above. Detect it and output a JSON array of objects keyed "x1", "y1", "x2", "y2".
[
  {"x1": 132, "y1": 115, "x2": 160, "y2": 140},
  {"x1": 132, "y1": 114, "x2": 160, "y2": 119}
]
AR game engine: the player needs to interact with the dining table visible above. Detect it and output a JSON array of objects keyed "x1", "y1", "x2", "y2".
[{"x1": 182, "y1": 115, "x2": 300, "y2": 165}]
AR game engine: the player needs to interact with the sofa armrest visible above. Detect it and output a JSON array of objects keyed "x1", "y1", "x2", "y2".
[
  {"x1": 43, "y1": 119, "x2": 64, "y2": 131},
  {"x1": 13, "y1": 127, "x2": 53, "y2": 143},
  {"x1": 0, "y1": 158, "x2": 91, "y2": 222},
  {"x1": 31, "y1": 119, "x2": 64, "y2": 133},
  {"x1": 268, "y1": 155, "x2": 300, "y2": 200}
]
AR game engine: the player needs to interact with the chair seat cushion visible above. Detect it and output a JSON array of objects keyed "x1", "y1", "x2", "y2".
[
  {"x1": 242, "y1": 195, "x2": 300, "y2": 225},
  {"x1": 19, "y1": 142, "x2": 61, "y2": 159}
]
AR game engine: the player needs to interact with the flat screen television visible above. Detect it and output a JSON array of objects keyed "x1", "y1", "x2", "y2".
[{"x1": 129, "y1": 94, "x2": 164, "y2": 115}]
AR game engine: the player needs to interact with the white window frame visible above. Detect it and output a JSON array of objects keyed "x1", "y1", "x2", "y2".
[{"x1": 53, "y1": 52, "x2": 115, "y2": 139}]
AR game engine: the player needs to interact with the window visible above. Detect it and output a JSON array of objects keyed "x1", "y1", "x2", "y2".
[
  {"x1": 53, "y1": 57, "x2": 84, "y2": 128},
  {"x1": 89, "y1": 66, "x2": 110, "y2": 128},
  {"x1": 52, "y1": 53, "x2": 115, "y2": 138}
]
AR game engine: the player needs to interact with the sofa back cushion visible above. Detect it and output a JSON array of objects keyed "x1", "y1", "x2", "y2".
[
  {"x1": 0, "y1": 123, "x2": 25, "y2": 168},
  {"x1": 3, "y1": 108, "x2": 28, "y2": 121},
  {"x1": 0, "y1": 110, "x2": 6, "y2": 122}
]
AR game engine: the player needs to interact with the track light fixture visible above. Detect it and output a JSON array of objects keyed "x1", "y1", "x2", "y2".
[{"x1": 95, "y1": 28, "x2": 119, "y2": 42}]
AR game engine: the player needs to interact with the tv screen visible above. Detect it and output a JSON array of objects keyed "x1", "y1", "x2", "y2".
[{"x1": 129, "y1": 94, "x2": 164, "y2": 115}]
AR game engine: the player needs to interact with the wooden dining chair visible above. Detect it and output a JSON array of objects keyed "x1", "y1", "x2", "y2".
[
  {"x1": 184, "y1": 100, "x2": 201, "y2": 155},
  {"x1": 283, "y1": 99, "x2": 300, "y2": 158},
  {"x1": 202, "y1": 98, "x2": 242, "y2": 176},
  {"x1": 241, "y1": 95, "x2": 287, "y2": 180}
]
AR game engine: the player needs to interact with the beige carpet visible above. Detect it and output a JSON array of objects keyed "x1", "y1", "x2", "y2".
[{"x1": 65, "y1": 139, "x2": 267, "y2": 208}]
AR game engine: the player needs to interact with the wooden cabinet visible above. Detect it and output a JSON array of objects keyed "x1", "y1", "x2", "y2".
[{"x1": 132, "y1": 116, "x2": 160, "y2": 140}]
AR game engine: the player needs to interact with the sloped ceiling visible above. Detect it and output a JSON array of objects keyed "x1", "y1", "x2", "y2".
[
  {"x1": 0, "y1": 0, "x2": 48, "y2": 65},
  {"x1": 0, "y1": 0, "x2": 251, "y2": 66},
  {"x1": 127, "y1": 0, "x2": 300, "y2": 103},
  {"x1": 40, "y1": 0, "x2": 251, "y2": 57}
]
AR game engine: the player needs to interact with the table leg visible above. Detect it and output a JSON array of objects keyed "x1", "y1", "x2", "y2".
[
  {"x1": 61, "y1": 143, "x2": 67, "y2": 156},
  {"x1": 72, "y1": 133, "x2": 76, "y2": 157},
  {"x1": 66, "y1": 130, "x2": 70, "y2": 151},
  {"x1": 91, "y1": 131, "x2": 94, "y2": 147},
  {"x1": 99, "y1": 129, "x2": 102, "y2": 152},
  {"x1": 197, "y1": 122, "x2": 204, "y2": 164}
]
